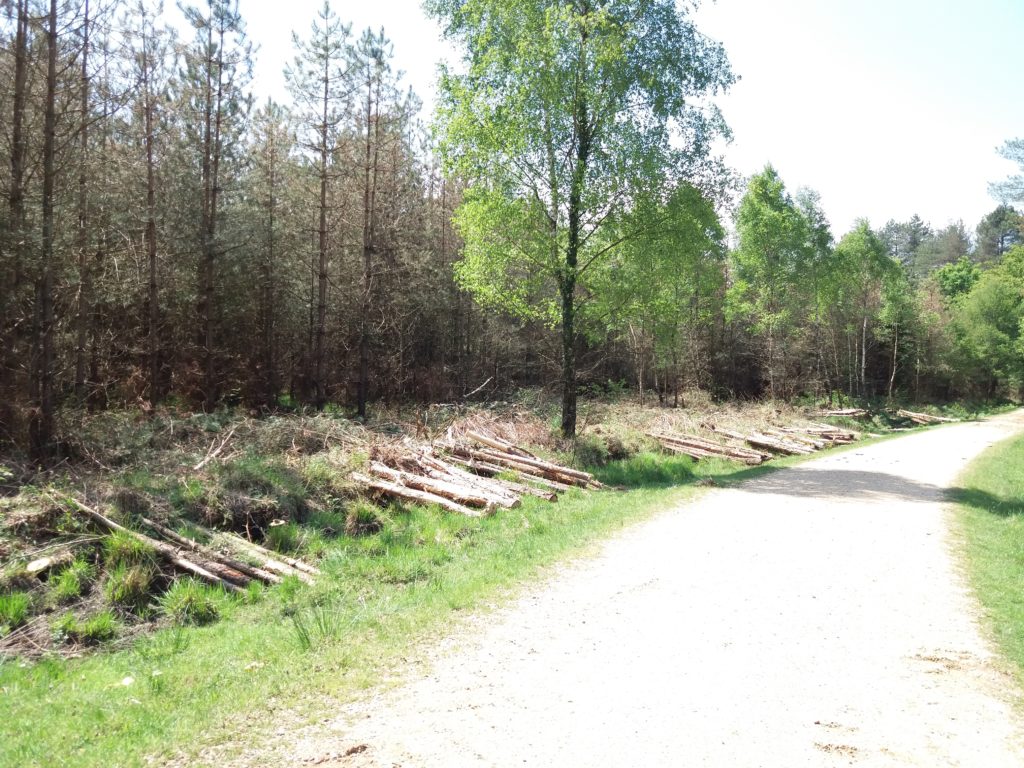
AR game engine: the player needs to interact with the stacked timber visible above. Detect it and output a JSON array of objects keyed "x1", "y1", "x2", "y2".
[
  {"x1": 65, "y1": 497, "x2": 318, "y2": 590},
  {"x1": 350, "y1": 434, "x2": 587, "y2": 516},
  {"x1": 822, "y1": 407, "x2": 868, "y2": 417},
  {"x1": 779, "y1": 423, "x2": 859, "y2": 443},
  {"x1": 744, "y1": 432, "x2": 815, "y2": 456},
  {"x1": 647, "y1": 431, "x2": 766, "y2": 465},
  {"x1": 896, "y1": 409, "x2": 958, "y2": 425}
]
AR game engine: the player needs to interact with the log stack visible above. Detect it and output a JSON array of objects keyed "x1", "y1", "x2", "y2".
[
  {"x1": 896, "y1": 409, "x2": 958, "y2": 425},
  {"x1": 349, "y1": 431, "x2": 597, "y2": 517},
  {"x1": 647, "y1": 431, "x2": 767, "y2": 465},
  {"x1": 822, "y1": 407, "x2": 869, "y2": 417}
]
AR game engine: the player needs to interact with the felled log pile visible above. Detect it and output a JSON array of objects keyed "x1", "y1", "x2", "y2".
[
  {"x1": 65, "y1": 496, "x2": 318, "y2": 589},
  {"x1": 646, "y1": 431, "x2": 767, "y2": 465},
  {"x1": 351, "y1": 429, "x2": 602, "y2": 516},
  {"x1": 896, "y1": 409, "x2": 958, "y2": 425},
  {"x1": 822, "y1": 407, "x2": 869, "y2": 417},
  {"x1": 653, "y1": 420, "x2": 861, "y2": 465}
]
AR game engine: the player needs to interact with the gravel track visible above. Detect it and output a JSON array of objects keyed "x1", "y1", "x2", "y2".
[{"x1": 283, "y1": 411, "x2": 1024, "y2": 767}]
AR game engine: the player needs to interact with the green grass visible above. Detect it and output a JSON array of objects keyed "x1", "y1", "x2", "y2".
[
  {"x1": 0, "y1": 592, "x2": 31, "y2": 635},
  {"x1": 0, "y1": 439, "x2": 891, "y2": 768},
  {"x1": 51, "y1": 558, "x2": 97, "y2": 604},
  {"x1": 951, "y1": 432, "x2": 1024, "y2": 679},
  {"x1": 159, "y1": 580, "x2": 223, "y2": 627}
]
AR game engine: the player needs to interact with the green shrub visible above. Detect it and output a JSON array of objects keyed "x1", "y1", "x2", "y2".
[
  {"x1": 53, "y1": 610, "x2": 118, "y2": 644},
  {"x1": 0, "y1": 591, "x2": 31, "y2": 634},
  {"x1": 573, "y1": 434, "x2": 610, "y2": 467},
  {"x1": 51, "y1": 557, "x2": 96, "y2": 603},
  {"x1": 104, "y1": 563, "x2": 155, "y2": 613},
  {"x1": 103, "y1": 531, "x2": 156, "y2": 568},
  {"x1": 345, "y1": 501, "x2": 383, "y2": 536},
  {"x1": 265, "y1": 521, "x2": 302, "y2": 553},
  {"x1": 159, "y1": 579, "x2": 221, "y2": 626}
]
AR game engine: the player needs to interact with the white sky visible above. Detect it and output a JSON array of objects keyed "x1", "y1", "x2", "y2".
[{"x1": 169, "y1": 0, "x2": 1024, "y2": 237}]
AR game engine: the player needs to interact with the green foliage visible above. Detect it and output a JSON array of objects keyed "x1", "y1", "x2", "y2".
[
  {"x1": 53, "y1": 610, "x2": 118, "y2": 645},
  {"x1": 103, "y1": 531, "x2": 157, "y2": 568},
  {"x1": 573, "y1": 434, "x2": 610, "y2": 468},
  {"x1": 159, "y1": 579, "x2": 222, "y2": 626},
  {"x1": 935, "y1": 256, "x2": 981, "y2": 301},
  {"x1": 0, "y1": 591, "x2": 31, "y2": 634},
  {"x1": 51, "y1": 557, "x2": 96, "y2": 603},
  {"x1": 950, "y1": 245, "x2": 1024, "y2": 395},
  {"x1": 104, "y1": 564, "x2": 156, "y2": 613}
]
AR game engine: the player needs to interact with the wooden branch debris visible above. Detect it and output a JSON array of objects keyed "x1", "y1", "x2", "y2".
[
  {"x1": 647, "y1": 431, "x2": 766, "y2": 465},
  {"x1": 192, "y1": 425, "x2": 238, "y2": 472},
  {"x1": 896, "y1": 409, "x2": 958, "y2": 425}
]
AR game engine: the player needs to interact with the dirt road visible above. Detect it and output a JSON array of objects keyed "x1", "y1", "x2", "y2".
[{"x1": 288, "y1": 411, "x2": 1024, "y2": 767}]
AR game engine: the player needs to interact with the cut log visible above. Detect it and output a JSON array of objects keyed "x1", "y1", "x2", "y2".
[
  {"x1": 896, "y1": 409, "x2": 957, "y2": 425},
  {"x1": 745, "y1": 433, "x2": 814, "y2": 456},
  {"x1": 822, "y1": 408, "x2": 868, "y2": 417},
  {"x1": 447, "y1": 445, "x2": 584, "y2": 490},
  {"x1": 64, "y1": 497, "x2": 244, "y2": 593},
  {"x1": 142, "y1": 517, "x2": 282, "y2": 586},
  {"x1": 353, "y1": 472, "x2": 492, "y2": 517},
  {"x1": 26, "y1": 549, "x2": 76, "y2": 577},
  {"x1": 221, "y1": 532, "x2": 319, "y2": 581},
  {"x1": 475, "y1": 447, "x2": 597, "y2": 487},
  {"x1": 647, "y1": 431, "x2": 765, "y2": 465},
  {"x1": 442, "y1": 456, "x2": 562, "y2": 499},
  {"x1": 408, "y1": 455, "x2": 522, "y2": 508},
  {"x1": 764, "y1": 429, "x2": 827, "y2": 450},
  {"x1": 367, "y1": 461, "x2": 498, "y2": 509},
  {"x1": 464, "y1": 429, "x2": 537, "y2": 459}
]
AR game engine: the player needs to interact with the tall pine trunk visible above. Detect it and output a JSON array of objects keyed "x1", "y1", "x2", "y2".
[{"x1": 31, "y1": 0, "x2": 58, "y2": 458}]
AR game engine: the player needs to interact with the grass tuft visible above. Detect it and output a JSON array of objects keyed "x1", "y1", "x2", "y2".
[
  {"x1": 103, "y1": 563, "x2": 156, "y2": 613},
  {"x1": 0, "y1": 591, "x2": 31, "y2": 635},
  {"x1": 51, "y1": 557, "x2": 97, "y2": 603},
  {"x1": 103, "y1": 530, "x2": 156, "y2": 568},
  {"x1": 159, "y1": 579, "x2": 222, "y2": 626}
]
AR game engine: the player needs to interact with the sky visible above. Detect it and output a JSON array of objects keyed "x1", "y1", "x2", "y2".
[{"x1": 170, "y1": 0, "x2": 1024, "y2": 237}]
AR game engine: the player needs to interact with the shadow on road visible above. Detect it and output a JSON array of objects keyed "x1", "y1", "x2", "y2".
[{"x1": 741, "y1": 466, "x2": 945, "y2": 503}]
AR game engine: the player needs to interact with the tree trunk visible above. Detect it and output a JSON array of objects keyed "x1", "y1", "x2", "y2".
[
  {"x1": 144, "y1": 36, "x2": 160, "y2": 405},
  {"x1": 358, "y1": 64, "x2": 375, "y2": 419},
  {"x1": 30, "y1": 0, "x2": 59, "y2": 459},
  {"x1": 74, "y1": 0, "x2": 91, "y2": 400},
  {"x1": 314, "y1": 57, "x2": 330, "y2": 410},
  {"x1": 2, "y1": 0, "x2": 29, "y2": 442}
]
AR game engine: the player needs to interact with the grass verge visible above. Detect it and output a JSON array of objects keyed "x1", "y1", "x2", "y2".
[
  {"x1": 0, "y1": 452, "x2": 757, "y2": 768},
  {"x1": 951, "y1": 433, "x2": 1024, "y2": 681}
]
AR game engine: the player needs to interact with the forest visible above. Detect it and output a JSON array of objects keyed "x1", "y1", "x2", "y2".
[{"x1": 0, "y1": 0, "x2": 1022, "y2": 460}]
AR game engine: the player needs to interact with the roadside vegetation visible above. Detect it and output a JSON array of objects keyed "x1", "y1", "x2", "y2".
[
  {"x1": 0, "y1": 394, "x2": 1005, "y2": 767},
  {"x1": 952, "y1": 433, "x2": 1024, "y2": 680}
]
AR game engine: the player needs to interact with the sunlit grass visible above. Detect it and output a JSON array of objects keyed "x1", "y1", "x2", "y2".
[{"x1": 951, "y1": 434, "x2": 1024, "y2": 679}]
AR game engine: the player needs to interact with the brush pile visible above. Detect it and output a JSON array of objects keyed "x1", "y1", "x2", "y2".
[{"x1": 649, "y1": 421, "x2": 859, "y2": 465}]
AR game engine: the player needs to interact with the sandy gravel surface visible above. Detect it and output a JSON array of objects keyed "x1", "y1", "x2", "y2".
[{"x1": 281, "y1": 411, "x2": 1024, "y2": 768}]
